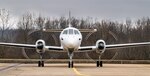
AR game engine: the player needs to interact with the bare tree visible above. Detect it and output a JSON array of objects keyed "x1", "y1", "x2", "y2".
[
  {"x1": 16, "y1": 12, "x2": 35, "y2": 58},
  {"x1": 0, "y1": 9, "x2": 14, "y2": 41},
  {"x1": 0, "y1": 9, "x2": 15, "y2": 58}
]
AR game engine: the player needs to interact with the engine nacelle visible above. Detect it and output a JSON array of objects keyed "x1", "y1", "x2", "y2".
[
  {"x1": 96, "y1": 40, "x2": 106, "y2": 54},
  {"x1": 35, "y1": 39, "x2": 46, "y2": 53}
]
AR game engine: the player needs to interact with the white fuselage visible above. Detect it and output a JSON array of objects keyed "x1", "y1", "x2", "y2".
[{"x1": 59, "y1": 27, "x2": 82, "y2": 51}]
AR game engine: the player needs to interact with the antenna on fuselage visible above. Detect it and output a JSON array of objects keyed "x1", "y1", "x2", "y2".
[{"x1": 68, "y1": 11, "x2": 71, "y2": 27}]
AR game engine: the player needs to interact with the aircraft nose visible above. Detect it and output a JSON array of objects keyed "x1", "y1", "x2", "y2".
[
  {"x1": 67, "y1": 39, "x2": 77, "y2": 48},
  {"x1": 68, "y1": 40, "x2": 75, "y2": 47}
]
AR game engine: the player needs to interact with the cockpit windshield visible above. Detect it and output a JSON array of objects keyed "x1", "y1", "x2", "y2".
[
  {"x1": 62, "y1": 29, "x2": 80, "y2": 35},
  {"x1": 63, "y1": 30, "x2": 68, "y2": 34},
  {"x1": 74, "y1": 30, "x2": 79, "y2": 34},
  {"x1": 69, "y1": 29, "x2": 73, "y2": 34}
]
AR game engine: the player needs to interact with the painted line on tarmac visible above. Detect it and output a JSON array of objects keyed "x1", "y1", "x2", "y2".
[{"x1": 73, "y1": 67, "x2": 88, "y2": 76}]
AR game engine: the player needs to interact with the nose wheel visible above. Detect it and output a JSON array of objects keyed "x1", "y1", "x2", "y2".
[{"x1": 68, "y1": 61, "x2": 74, "y2": 68}]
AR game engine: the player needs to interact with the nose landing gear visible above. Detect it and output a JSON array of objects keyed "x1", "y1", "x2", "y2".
[{"x1": 68, "y1": 49, "x2": 74, "y2": 68}]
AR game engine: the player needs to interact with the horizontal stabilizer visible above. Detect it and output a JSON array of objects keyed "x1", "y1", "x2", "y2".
[{"x1": 43, "y1": 29, "x2": 97, "y2": 32}]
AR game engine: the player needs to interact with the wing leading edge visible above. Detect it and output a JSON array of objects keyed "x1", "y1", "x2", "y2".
[
  {"x1": 0, "y1": 42, "x2": 36, "y2": 48},
  {"x1": 106, "y1": 42, "x2": 150, "y2": 50},
  {"x1": 0, "y1": 42, "x2": 64, "y2": 52},
  {"x1": 78, "y1": 42, "x2": 150, "y2": 52}
]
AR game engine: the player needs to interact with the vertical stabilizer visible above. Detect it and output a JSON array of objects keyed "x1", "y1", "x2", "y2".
[{"x1": 68, "y1": 11, "x2": 71, "y2": 27}]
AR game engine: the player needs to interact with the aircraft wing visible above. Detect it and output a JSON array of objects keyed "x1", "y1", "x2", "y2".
[
  {"x1": 78, "y1": 46, "x2": 96, "y2": 52},
  {"x1": 1, "y1": 42, "x2": 150, "y2": 52},
  {"x1": 106, "y1": 42, "x2": 150, "y2": 49},
  {"x1": 0, "y1": 42, "x2": 64, "y2": 52},
  {"x1": 78, "y1": 42, "x2": 150, "y2": 52},
  {"x1": 45, "y1": 46, "x2": 64, "y2": 52},
  {"x1": 0, "y1": 42, "x2": 36, "y2": 48}
]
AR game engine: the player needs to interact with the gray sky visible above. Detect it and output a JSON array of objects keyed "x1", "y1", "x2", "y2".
[{"x1": 0, "y1": 0, "x2": 150, "y2": 21}]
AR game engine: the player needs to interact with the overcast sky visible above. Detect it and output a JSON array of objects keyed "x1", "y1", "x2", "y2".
[{"x1": 0, "y1": 0, "x2": 150, "y2": 21}]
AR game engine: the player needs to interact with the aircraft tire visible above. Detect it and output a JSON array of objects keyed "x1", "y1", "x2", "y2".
[
  {"x1": 96, "y1": 61, "x2": 99, "y2": 67},
  {"x1": 71, "y1": 61, "x2": 74, "y2": 68},
  {"x1": 68, "y1": 61, "x2": 74, "y2": 68},
  {"x1": 68, "y1": 62, "x2": 70, "y2": 68},
  {"x1": 100, "y1": 61, "x2": 103, "y2": 67},
  {"x1": 41, "y1": 61, "x2": 44, "y2": 67},
  {"x1": 38, "y1": 61, "x2": 41, "y2": 67}
]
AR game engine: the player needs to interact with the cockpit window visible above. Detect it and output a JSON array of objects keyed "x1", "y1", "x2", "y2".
[
  {"x1": 74, "y1": 30, "x2": 79, "y2": 34},
  {"x1": 63, "y1": 30, "x2": 68, "y2": 34},
  {"x1": 63, "y1": 29, "x2": 80, "y2": 35},
  {"x1": 69, "y1": 29, "x2": 73, "y2": 34}
]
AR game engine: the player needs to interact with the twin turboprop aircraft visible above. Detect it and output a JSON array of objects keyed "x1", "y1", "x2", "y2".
[
  {"x1": 1, "y1": 14, "x2": 150, "y2": 68},
  {"x1": 0, "y1": 23, "x2": 150, "y2": 68}
]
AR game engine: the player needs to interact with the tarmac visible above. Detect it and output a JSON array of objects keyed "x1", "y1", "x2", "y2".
[{"x1": 0, "y1": 63, "x2": 150, "y2": 76}]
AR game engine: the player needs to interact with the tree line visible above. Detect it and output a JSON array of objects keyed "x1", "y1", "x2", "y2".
[{"x1": 0, "y1": 9, "x2": 150, "y2": 60}]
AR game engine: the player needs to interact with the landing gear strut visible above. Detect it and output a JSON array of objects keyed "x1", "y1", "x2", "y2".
[
  {"x1": 38, "y1": 53, "x2": 44, "y2": 67},
  {"x1": 96, "y1": 54, "x2": 103, "y2": 67},
  {"x1": 68, "y1": 51, "x2": 74, "y2": 68}
]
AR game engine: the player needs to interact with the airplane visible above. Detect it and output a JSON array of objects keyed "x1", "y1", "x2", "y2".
[{"x1": 0, "y1": 14, "x2": 150, "y2": 68}]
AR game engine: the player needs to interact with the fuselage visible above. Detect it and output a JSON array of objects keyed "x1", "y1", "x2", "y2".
[{"x1": 59, "y1": 27, "x2": 82, "y2": 51}]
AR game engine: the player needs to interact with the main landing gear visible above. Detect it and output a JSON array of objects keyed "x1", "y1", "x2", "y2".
[
  {"x1": 38, "y1": 53, "x2": 44, "y2": 67},
  {"x1": 96, "y1": 61, "x2": 103, "y2": 67},
  {"x1": 38, "y1": 61, "x2": 44, "y2": 67},
  {"x1": 96, "y1": 54, "x2": 103, "y2": 67}
]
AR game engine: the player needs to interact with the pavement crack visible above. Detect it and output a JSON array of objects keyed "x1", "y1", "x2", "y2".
[{"x1": 0, "y1": 63, "x2": 21, "y2": 72}]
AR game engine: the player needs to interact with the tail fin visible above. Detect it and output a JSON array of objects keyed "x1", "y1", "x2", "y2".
[{"x1": 68, "y1": 11, "x2": 71, "y2": 27}]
